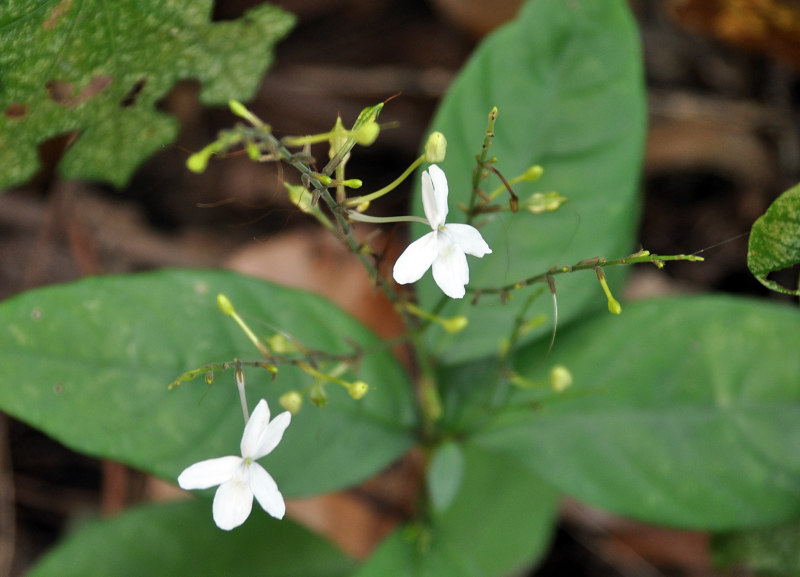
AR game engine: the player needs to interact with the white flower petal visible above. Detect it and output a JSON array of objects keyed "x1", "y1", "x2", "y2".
[
  {"x1": 431, "y1": 236, "x2": 469, "y2": 299},
  {"x1": 212, "y1": 466, "x2": 254, "y2": 531},
  {"x1": 249, "y1": 463, "x2": 286, "y2": 519},
  {"x1": 251, "y1": 410, "x2": 291, "y2": 460},
  {"x1": 444, "y1": 223, "x2": 492, "y2": 257},
  {"x1": 421, "y1": 165, "x2": 448, "y2": 228},
  {"x1": 240, "y1": 399, "x2": 271, "y2": 457},
  {"x1": 177, "y1": 456, "x2": 242, "y2": 490},
  {"x1": 393, "y1": 231, "x2": 438, "y2": 284},
  {"x1": 429, "y1": 165, "x2": 449, "y2": 226}
]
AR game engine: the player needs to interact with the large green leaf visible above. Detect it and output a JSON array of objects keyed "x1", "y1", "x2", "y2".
[
  {"x1": 28, "y1": 500, "x2": 357, "y2": 577},
  {"x1": 472, "y1": 296, "x2": 800, "y2": 529},
  {"x1": 748, "y1": 182, "x2": 800, "y2": 295},
  {"x1": 0, "y1": 1, "x2": 294, "y2": 189},
  {"x1": 411, "y1": 0, "x2": 645, "y2": 363},
  {"x1": 353, "y1": 442, "x2": 559, "y2": 577},
  {"x1": 0, "y1": 269, "x2": 416, "y2": 496}
]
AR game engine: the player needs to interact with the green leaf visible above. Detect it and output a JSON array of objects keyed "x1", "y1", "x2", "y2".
[
  {"x1": 0, "y1": 1, "x2": 294, "y2": 189},
  {"x1": 713, "y1": 520, "x2": 800, "y2": 577},
  {"x1": 0, "y1": 269, "x2": 416, "y2": 496},
  {"x1": 28, "y1": 500, "x2": 357, "y2": 577},
  {"x1": 748, "y1": 182, "x2": 800, "y2": 295},
  {"x1": 472, "y1": 296, "x2": 800, "y2": 529},
  {"x1": 355, "y1": 443, "x2": 559, "y2": 577},
  {"x1": 426, "y1": 440, "x2": 464, "y2": 513},
  {"x1": 412, "y1": 0, "x2": 646, "y2": 363}
]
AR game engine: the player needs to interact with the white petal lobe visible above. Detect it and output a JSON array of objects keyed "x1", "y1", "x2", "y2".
[
  {"x1": 252, "y1": 411, "x2": 291, "y2": 460},
  {"x1": 240, "y1": 399, "x2": 271, "y2": 457},
  {"x1": 444, "y1": 223, "x2": 492, "y2": 257},
  {"x1": 177, "y1": 456, "x2": 242, "y2": 490},
  {"x1": 393, "y1": 232, "x2": 438, "y2": 284},
  {"x1": 250, "y1": 463, "x2": 286, "y2": 519},
  {"x1": 212, "y1": 467, "x2": 253, "y2": 530},
  {"x1": 431, "y1": 236, "x2": 469, "y2": 299},
  {"x1": 426, "y1": 164, "x2": 449, "y2": 227}
]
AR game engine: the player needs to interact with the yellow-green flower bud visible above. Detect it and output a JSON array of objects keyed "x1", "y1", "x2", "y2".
[
  {"x1": 522, "y1": 165, "x2": 544, "y2": 182},
  {"x1": 342, "y1": 179, "x2": 363, "y2": 189},
  {"x1": 186, "y1": 150, "x2": 212, "y2": 173},
  {"x1": 279, "y1": 390, "x2": 303, "y2": 414},
  {"x1": 228, "y1": 99, "x2": 250, "y2": 119},
  {"x1": 440, "y1": 315, "x2": 469, "y2": 334},
  {"x1": 353, "y1": 121, "x2": 380, "y2": 146},
  {"x1": 217, "y1": 294, "x2": 235, "y2": 316},
  {"x1": 245, "y1": 141, "x2": 261, "y2": 161},
  {"x1": 595, "y1": 269, "x2": 622, "y2": 315},
  {"x1": 550, "y1": 365, "x2": 573, "y2": 392},
  {"x1": 267, "y1": 333, "x2": 297, "y2": 355},
  {"x1": 424, "y1": 131, "x2": 447, "y2": 163},
  {"x1": 347, "y1": 381, "x2": 370, "y2": 400}
]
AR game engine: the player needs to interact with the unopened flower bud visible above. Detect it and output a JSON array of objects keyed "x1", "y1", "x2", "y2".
[
  {"x1": 522, "y1": 165, "x2": 544, "y2": 182},
  {"x1": 217, "y1": 294, "x2": 235, "y2": 316},
  {"x1": 550, "y1": 365, "x2": 572, "y2": 392},
  {"x1": 245, "y1": 141, "x2": 261, "y2": 161},
  {"x1": 186, "y1": 149, "x2": 212, "y2": 173},
  {"x1": 267, "y1": 333, "x2": 297, "y2": 355},
  {"x1": 424, "y1": 131, "x2": 447, "y2": 163},
  {"x1": 353, "y1": 121, "x2": 380, "y2": 146},
  {"x1": 279, "y1": 390, "x2": 303, "y2": 414},
  {"x1": 440, "y1": 315, "x2": 469, "y2": 333},
  {"x1": 347, "y1": 381, "x2": 370, "y2": 400},
  {"x1": 596, "y1": 269, "x2": 622, "y2": 315},
  {"x1": 228, "y1": 99, "x2": 250, "y2": 119},
  {"x1": 342, "y1": 179, "x2": 363, "y2": 189}
]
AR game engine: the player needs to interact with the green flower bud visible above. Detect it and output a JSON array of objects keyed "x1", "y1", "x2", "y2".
[
  {"x1": 353, "y1": 121, "x2": 380, "y2": 146},
  {"x1": 279, "y1": 390, "x2": 303, "y2": 414},
  {"x1": 186, "y1": 150, "x2": 211, "y2": 173},
  {"x1": 424, "y1": 131, "x2": 447, "y2": 163},
  {"x1": 440, "y1": 315, "x2": 469, "y2": 334},
  {"x1": 550, "y1": 365, "x2": 573, "y2": 392},
  {"x1": 217, "y1": 294, "x2": 235, "y2": 316},
  {"x1": 522, "y1": 165, "x2": 544, "y2": 182},
  {"x1": 347, "y1": 381, "x2": 370, "y2": 400}
]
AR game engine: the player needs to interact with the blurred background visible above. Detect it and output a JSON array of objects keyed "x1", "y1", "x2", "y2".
[{"x1": 1, "y1": 0, "x2": 799, "y2": 575}]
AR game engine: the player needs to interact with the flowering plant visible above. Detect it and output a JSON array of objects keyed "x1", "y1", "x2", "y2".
[{"x1": 1, "y1": 1, "x2": 799, "y2": 576}]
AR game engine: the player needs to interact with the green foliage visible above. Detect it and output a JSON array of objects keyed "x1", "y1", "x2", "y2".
[
  {"x1": 354, "y1": 443, "x2": 559, "y2": 577},
  {"x1": 0, "y1": 270, "x2": 416, "y2": 496},
  {"x1": 3, "y1": 0, "x2": 800, "y2": 575},
  {"x1": 413, "y1": 0, "x2": 646, "y2": 364},
  {"x1": 748, "y1": 182, "x2": 800, "y2": 295},
  {"x1": 471, "y1": 296, "x2": 800, "y2": 529},
  {"x1": 426, "y1": 440, "x2": 464, "y2": 513},
  {"x1": 713, "y1": 521, "x2": 800, "y2": 577},
  {"x1": 0, "y1": 0, "x2": 294, "y2": 189},
  {"x1": 27, "y1": 500, "x2": 357, "y2": 577}
]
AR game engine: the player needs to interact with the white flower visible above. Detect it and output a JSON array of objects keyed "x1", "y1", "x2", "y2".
[
  {"x1": 177, "y1": 398, "x2": 291, "y2": 530},
  {"x1": 393, "y1": 164, "x2": 492, "y2": 299}
]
